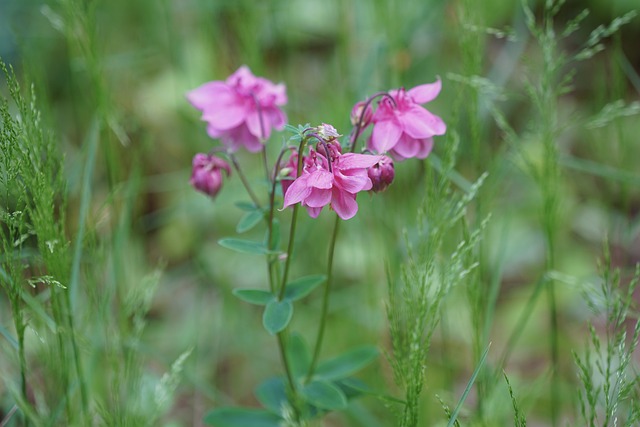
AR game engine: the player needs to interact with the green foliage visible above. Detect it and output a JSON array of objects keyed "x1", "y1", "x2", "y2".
[
  {"x1": 574, "y1": 247, "x2": 640, "y2": 427},
  {"x1": 263, "y1": 299, "x2": 293, "y2": 334},
  {"x1": 386, "y1": 136, "x2": 487, "y2": 427}
]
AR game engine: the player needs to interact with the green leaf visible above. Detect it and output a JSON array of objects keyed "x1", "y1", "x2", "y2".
[
  {"x1": 232, "y1": 289, "x2": 274, "y2": 305},
  {"x1": 335, "y1": 377, "x2": 405, "y2": 404},
  {"x1": 284, "y1": 275, "x2": 326, "y2": 302},
  {"x1": 235, "y1": 201, "x2": 259, "y2": 212},
  {"x1": 287, "y1": 333, "x2": 311, "y2": 378},
  {"x1": 236, "y1": 210, "x2": 264, "y2": 233},
  {"x1": 447, "y1": 343, "x2": 491, "y2": 427},
  {"x1": 218, "y1": 238, "x2": 273, "y2": 255},
  {"x1": 301, "y1": 380, "x2": 347, "y2": 410},
  {"x1": 315, "y1": 346, "x2": 379, "y2": 380},
  {"x1": 284, "y1": 124, "x2": 300, "y2": 134},
  {"x1": 204, "y1": 407, "x2": 282, "y2": 427},
  {"x1": 255, "y1": 377, "x2": 287, "y2": 414},
  {"x1": 262, "y1": 300, "x2": 293, "y2": 335}
]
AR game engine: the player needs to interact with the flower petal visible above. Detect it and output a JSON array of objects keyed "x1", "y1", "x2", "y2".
[
  {"x1": 331, "y1": 189, "x2": 359, "y2": 220},
  {"x1": 391, "y1": 133, "x2": 421, "y2": 159},
  {"x1": 339, "y1": 153, "x2": 383, "y2": 170},
  {"x1": 401, "y1": 106, "x2": 446, "y2": 138},
  {"x1": 306, "y1": 206, "x2": 323, "y2": 218},
  {"x1": 187, "y1": 82, "x2": 232, "y2": 110},
  {"x1": 306, "y1": 170, "x2": 333, "y2": 189},
  {"x1": 305, "y1": 188, "x2": 332, "y2": 208},
  {"x1": 202, "y1": 100, "x2": 248, "y2": 130},
  {"x1": 283, "y1": 175, "x2": 312, "y2": 208},
  {"x1": 370, "y1": 119, "x2": 402, "y2": 153},
  {"x1": 334, "y1": 169, "x2": 372, "y2": 193},
  {"x1": 407, "y1": 80, "x2": 442, "y2": 103}
]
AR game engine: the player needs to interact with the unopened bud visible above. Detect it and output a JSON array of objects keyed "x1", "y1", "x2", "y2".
[
  {"x1": 190, "y1": 153, "x2": 231, "y2": 197},
  {"x1": 351, "y1": 101, "x2": 373, "y2": 128},
  {"x1": 367, "y1": 155, "x2": 395, "y2": 192}
]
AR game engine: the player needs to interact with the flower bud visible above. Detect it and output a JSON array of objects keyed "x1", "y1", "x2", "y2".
[
  {"x1": 351, "y1": 101, "x2": 373, "y2": 128},
  {"x1": 367, "y1": 155, "x2": 395, "y2": 192},
  {"x1": 315, "y1": 123, "x2": 341, "y2": 140},
  {"x1": 190, "y1": 153, "x2": 231, "y2": 197}
]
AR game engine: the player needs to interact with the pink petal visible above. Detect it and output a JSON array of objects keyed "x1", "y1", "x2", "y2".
[
  {"x1": 283, "y1": 175, "x2": 312, "y2": 208},
  {"x1": 370, "y1": 120, "x2": 402, "y2": 153},
  {"x1": 334, "y1": 169, "x2": 372, "y2": 193},
  {"x1": 266, "y1": 107, "x2": 287, "y2": 131},
  {"x1": 338, "y1": 153, "x2": 383, "y2": 170},
  {"x1": 306, "y1": 170, "x2": 333, "y2": 189},
  {"x1": 246, "y1": 111, "x2": 269, "y2": 140},
  {"x1": 305, "y1": 188, "x2": 332, "y2": 208},
  {"x1": 391, "y1": 133, "x2": 421, "y2": 159},
  {"x1": 222, "y1": 124, "x2": 263, "y2": 152},
  {"x1": 206, "y1": 124, "x2": 223, "y2": 139},
  {"x1": 331, "y1": 189, "x2": 359, "y2": 220},
  {"x1": 306, "y1": 206, "x2": 323, "y2": 218},
  {"x1": 202, "y1": 101, "x2": 248, "y2": 130},
  {"x1": 187, "y1": 82, "x2": 232, "y2": 110},
  {"x1": 407, "y1": 80, "x2": 442, "y2": 103},
  {"x1": 400, "y1": 106, "x2": 446, "y2": 138},
  {"x1": 414, "y1": 137, "x2": 434, "y2": 159}
]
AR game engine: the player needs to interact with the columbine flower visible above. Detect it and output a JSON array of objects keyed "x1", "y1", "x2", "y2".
[
  {"x1": 190, "y1": 153, "x2": 231, "y2": 197},
  {"x1": 367, "y1": 155, "x2": 395, "y2": 192},
  {"x1": 350, "y1": 101, "x2": 373, "y2": 128},
  {"x1": 366, "y1": 79, "x2": 446, "y2": 160},
  {"x1": 187, "y1": 66, "x2": 287, "y2": 153},
  {"x1": 283, "y1": 142, "x2": 382, "y2": 220}
]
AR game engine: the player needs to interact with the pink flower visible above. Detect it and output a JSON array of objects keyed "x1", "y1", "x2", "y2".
[
  {"x1": 187, "y1": 66, "x2": 287, "y2": 153},
  {"x1": 351, "y1": 101, "x2": 373, "y2": 128},
  {"x1": 367, "y1": 80, "x2": 446, "y2": 160},
  {"x1": 283, "y1": 142, "x2": 382, "y2": 220},
  {"x1": 367, "y1": 155, "x2": 395, "y2": 192},
  {"x1": 190, "y1": 153, "x2": 231, "y2": 197}
]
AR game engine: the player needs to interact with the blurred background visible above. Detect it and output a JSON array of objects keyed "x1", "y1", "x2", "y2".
[{"x1": 1, "y1": 0, "x2": 640, "y2": 425}]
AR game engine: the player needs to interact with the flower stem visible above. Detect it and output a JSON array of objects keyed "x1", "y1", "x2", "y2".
[
  {"x1": 306, "y1": 214, "x2": 340, "y2": 381},
  {"x1": 276, "y1": 331, "x2": 300, "y2": 418},
  {"x1": 278, "y1": 138, "x2": 306, "y2": 300},
  {"x1": 229, "y1": 153, "x2": 261, "y2": 209},
  {"x1": 266, "y1": 148, "x2": 288, "y2": 294},
  {"x1": 349, "y1": 91, "x2": 396, "y2": 152}
]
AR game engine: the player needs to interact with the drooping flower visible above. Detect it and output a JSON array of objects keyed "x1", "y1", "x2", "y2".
[
  {"x1": 187, "y1": 66, "x2": 287, "y2": 152},
  {"x1": 190, "y1": 153, "x2": 231, "y2": 197},
  {"x1": 367, "y1": 155, "x2": 395, "y2": 192},
  {"x1": 283, "y1": 141, "x2": 382, "y2": 220},
  {"x1": 366, "y1": 79, "x2": 446, "y2": 160},
  {"x1": 350, "y1": 101, "x2": 373, "y2": 128}
]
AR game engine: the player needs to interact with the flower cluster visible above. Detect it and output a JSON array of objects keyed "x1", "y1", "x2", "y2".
[
  {"x1": 187, "y1": 66, "x2": 287, "y2": 153},
  {"x1": 187, "y1": 65, "x2": 446, "y2": 220},
  {"x1": 361, "y1": 80, "x2": 446, "y2": 160},
  {"x1": 282, "y1": 139, "x2": 382, "y2": 220}
]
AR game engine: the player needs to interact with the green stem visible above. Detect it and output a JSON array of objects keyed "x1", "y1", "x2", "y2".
[
  {"x1": 306, "y1": 215, "x2": 340, "y2": 380},
  {"x1": 266, "y1": 149, "x2": 288, "y2": 293},
  {"x1": 276, "y1": 331, "x2": 300, "y2": 420},
  {"x1": 278, "y1": 139, "x2": 306, "y2": 300},
  {"x1": 63, "y1": 290, "x2": 89, "y2": 423},
  {"x1": 229, "y1": 153, "x2": 261, "y2": 209}
]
